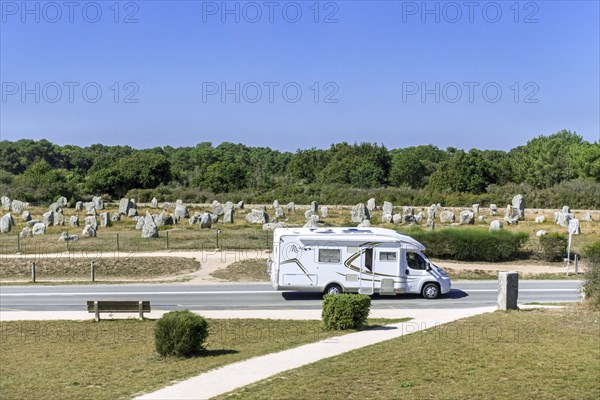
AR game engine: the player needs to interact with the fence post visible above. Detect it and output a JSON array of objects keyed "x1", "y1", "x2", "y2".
[
  {"x1": 17, "y1": 234, "x2": 21, "y2": 253},
  {"x1": 575, "y1": 254, "x2": 579, "y2": 274},
  {"x1": 31, "y1": 261, "x2": 36, "y2": 283},
  {"x1": 166, "y1": 231, "x2": 169, "y2": 250},
  {"x1": 265, "y1": 230, "x2": 270, "y2": 250},
  {"x1": 116, "y1": 233, "x2": 120, "y2": 253},
  {"x1": 91, "y1": 261, "x2": 95, "y2": 282}
]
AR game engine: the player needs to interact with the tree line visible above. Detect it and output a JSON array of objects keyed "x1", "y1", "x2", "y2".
[{"x1": 0, "y1": 130, "x2": 599, "y2": 208}]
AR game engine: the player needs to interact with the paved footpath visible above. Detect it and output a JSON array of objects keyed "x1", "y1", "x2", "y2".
[{"x1": 134, "y1": 306, "x2": 495, "y2": 400}]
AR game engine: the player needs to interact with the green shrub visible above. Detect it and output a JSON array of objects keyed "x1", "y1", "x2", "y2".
[
  {"x1": 583, "y1": 241, "x2": 600, "y2": 307},
  {"x1": 537, "y1": 233, "x2": 568, "y2": 262},
  {"x1": 409, "y1": 228, "x2": 529, "y2": 262},
  {"x1": 322, "y1": 294, "x2": 371, "y2": 330},
  {"x1": 154, "y1": 310, "x2": 208, "y2": 357}
]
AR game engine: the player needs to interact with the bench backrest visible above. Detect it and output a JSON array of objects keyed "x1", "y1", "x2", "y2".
[{"x1": 87, "y1": 300, "x2": 151, "y2": 313}]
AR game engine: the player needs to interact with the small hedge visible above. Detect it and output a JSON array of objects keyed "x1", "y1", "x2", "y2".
[
  {"x1": 409, "y1": 228, "x2": 529, "y2": 262},
  {"x1": 154, "y1": 310, "x2": 209, "y2": 357},
  {"x1": 537, "y1": 233, "x2": 568, "y2": 262},
  {"x1": 322, "y1": 294, "x2": 371, "y2": 330},
  {"x1": 583, "y1": 241, "x2": 600, "y2": 307}
]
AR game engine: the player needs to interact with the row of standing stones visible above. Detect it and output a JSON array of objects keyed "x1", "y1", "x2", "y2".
[{"x1": 0, "y1": 194, "x2": 594, "y2": 241}]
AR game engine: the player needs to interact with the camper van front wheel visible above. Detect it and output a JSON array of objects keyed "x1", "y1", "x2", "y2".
[
  {"x1": 325, "y1": 284, "x2": 343, "y2": 295},
  {"x1": 421, "y1": 283, "x2": 440, "y2": 299}
]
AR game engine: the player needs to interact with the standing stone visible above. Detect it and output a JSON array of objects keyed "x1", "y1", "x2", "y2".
[
  {"x1": 489, "y1": 204, "x2": 498, "y2": 216},
  {"x1": 275, "y1": 206, "x2": 285, "y2": 219},
  {"x1": 223, "y1": 208, "x2": 234, "y2": 224},
  {"x1": 439, "y1": 211, "x2": 455, "y2": 224},
  {"x1": 263, "y1": 222, "x2": 290, "y2": 231},
  {"x1": 477, "y1": 215, "x2": 485, "y2": 223},
  {"x1": 210, "y1": 213, "x2": 219, "y2": 223},
  {"x1": 414, "y1": 212, "x2": 424, "y2": 224},
  {"x1": 150, "y1": 197, "x2": 158, "y2": 208},
  {"x1": 392, "y1": 214, "x2": 403, "y2": 224},
  {"x1": 189, "y1": 212, "x2": 201, "y2": 225},
  {"x1": 245, "y1": 209, "x2": 269, "y2": 224},
  {"x1": 19, "y1": 227, "x2": 33, "y2": 238},
  {"x1": 119, "y1": 198, "x2": 132, "y2": 215},
  {"x1": 1, "y1": 196, "x2": 11, "y2": 211},
  {"x1": 304, "y1": 214, "x2": 320, "y2": 228},
  {"x1": 53, "y1": 212, "x2": 65, "y2": 226},
  {"x1": 381, "y1": 214, "x2": 392, "y2": 223},
  {"x1": 11, "y1": 200, "x2": 24, "y2": 214},
  {"x1": 536, "y1": 230, "x2": 547, "y2": 237},
  {"x1": 426, "y1": 217, "x2": 435, "y2": 230},
  {"x1": 100, "y1": 212, "x2": 110, "y2": 228},
  {"x1": 127, "y1": 208, "x2": 138, "y2": 218},
  {"x1": 200, "y1": 213, "x2": 212, "y2": 229},
  {"x1": 511, "y1": 194, "x2": 525, "y2": 219},
  {"x1": 404, "y1": 214, "x2": 415, "y2": 224},
  {"x1": 135, "y1": 217, "x2": 145, "y2": 230},
  {"x1": 32, "y1": 223, "x2": 46, "y2": 235},
  {"x1": 212, "y1": 201, "x2": 224, "y2": 216},
  {"x1": 582, "y1": 212, "x2": 593, "y2": 222},
  {"x1": 49, "y1": 202, "x2": 62, "y2": 213},
  {"x1": 310, "y1": 201, "x2": 318, "y2": 214},
  {"x1": 286, "y1": 202, "x2": 295, "y2": 212},
  {"x1": 174, "y1": 204, "x2": 189, "y2": 219},
  {"x1": 367, "y1": 198, "x2": 376, "y2": 211},
  {"x1": 473, "y1": 204, "x2": 480, "y2": 214},
  {"x1": 459, "y1": 210, "x2": 474, "y2": 225},
  {"x1": 236, "y1": 201, "x2": 244, "y2": 209},
  {"x1": 427, "y1": 204, "x2": 437, "y2": 219},
  {"x1": 75, "y1": 201, "x2": 83, "y2": 211},
  {"x1": 556, "y1": 211, "x2": 572, "y2": 228},
  {"x1": 351, "y1": 203, "x2": 370, "y2": 223},
  {"x1": 141, "y1": 212, "x2": 158, "y2": 238},
  {"x1": 69, "y1": 216, "x2": 79, "y2": 227},
  {"x1": 382, "y1": 201, "x2": 393, "y2": 216},
  {"x1": 535, "y1": 216, "x2": 545, "y2": 223},
  {"x1": 320, "y1": 206, "x2": 328, "y2": 218},
  {"x1": 111, "y1": 213, "x2": 120, "y2": 222},
  {"x1": 56, "y1": 196, "x2": 68, "y2": 207},
  {"x1": 273, "y1": 200, "x2": 280, "y2": 209},
  {"x1": 402, "y1": 206, "x2": 414, "y2": 217},
  {"x1": 93, "y1": 196, "x2": 104, "y2": 210},
  {"x1": 82, "y1": 224, "x2": 96, "y2": 238},
  {"x1": 304, "y1": 210, "x2": 316, "y2": 219},
  {"x1": 498, "y1": 272, "x2": 519, "y2": 310},
  {"x1": 358, "y1": 219, "x2": 372, "y2": 228},
  {"x1": 85, "y1": 216, "x2": 98, "y2": 230},
  {"x1": 42, "y1": 211, "x2": 54, "y2": 226},
  {"x1": 489, "y1": 220, "x2": 503, "y2": 232},
  {"x1": 0, "y1": 214, "x2": 11, "y2": 233},
  {"x1": 22, "y1": 210, "x2": 31, "y2": 222},
  {"x1": 504, "y1": 204, "x2": 519, "y2": 225},
  {"x1": 84, "y1": 202, "x2": 96, "y2": 215}
]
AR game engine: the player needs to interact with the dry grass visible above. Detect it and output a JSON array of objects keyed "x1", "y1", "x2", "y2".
[
  {"x1": 220, "y1": 307, "x2": 600, "y2": 400},
  {"x1": 0, "y1": 317, "x2": 408, "y2": 400},
  {"x1": 0, "y1": 257, "x2": 200, "y2": 281},
  {"x1": 210, "y1": 258, "x2": 270, "y2": 282}
]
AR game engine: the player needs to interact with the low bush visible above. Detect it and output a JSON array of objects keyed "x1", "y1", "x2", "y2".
[
  {"x1": 537, "y1": 233, "x2": 568, "y2": 262},
  {"x1": 322, "y1": 294, "x2": 371, "y2": 330},
  {"x1": 583, "y1": 241, "x2": 600, "y2": 307},
  {"x1": 409, "y1": 228, "x2": 529, "y2": 262},
  {"x1": 154, "y1": 310, "x2": 209, "y2": 357}
]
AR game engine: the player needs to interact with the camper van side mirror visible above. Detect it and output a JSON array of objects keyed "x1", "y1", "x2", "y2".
[{"x1": 426, "y1": 263, "x2": 431, "y2": 271}]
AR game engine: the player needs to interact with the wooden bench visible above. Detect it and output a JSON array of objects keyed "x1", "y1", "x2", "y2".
[{"x1": 87, "y1": 300, "x2": 150, "y2": 321}]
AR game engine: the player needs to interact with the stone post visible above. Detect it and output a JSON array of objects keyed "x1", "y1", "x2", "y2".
[{"x1": 498, "y1": 271, "x2": 519, "y2": 310}]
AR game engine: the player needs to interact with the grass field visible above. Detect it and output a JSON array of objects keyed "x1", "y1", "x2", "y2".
[
  {"x1": 1, "y1": 203, "x2": 597, "y2": 257},
  {"x1": 219, "y1": 307, "x2": 600, "y2": 400},
  {"x1": 0, "y1": 317, "x2": 408, "y2": 400},
  {"x1": 210, "y1": 258, "x2": 270, "y2": 281},
  {"x1": 0, "y1": 257, "x2": 200, "y2": 282}
]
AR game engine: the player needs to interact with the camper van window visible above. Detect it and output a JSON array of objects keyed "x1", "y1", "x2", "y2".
[
  {"x1": 379, "y1": 252, "x2": 397, "y2": 261},
  {"x1": 365, "y1": 248, "x2": 373, "y2": 271},
  {"x1": 406, "y1": 252, "x2": 427, "y2": 270},
  {"x1": 319, "y1": 249, "x2": 341, "y2": 263}
]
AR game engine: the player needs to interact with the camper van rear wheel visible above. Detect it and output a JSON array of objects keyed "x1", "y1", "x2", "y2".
[
  {"x1": 421, "y1": 283, "x2": 440, "y2": 299},
  {"x1": 325, "y1": 284, "x2": 343, "y2": 295}
]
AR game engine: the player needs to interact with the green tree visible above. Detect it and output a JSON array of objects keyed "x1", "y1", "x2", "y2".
[
  {"x1": 389, "y1": 145, "x2": 447, "y2": 188},
  {"x1": 428, "y1": 149, "x2": 497, "y2": 193}
]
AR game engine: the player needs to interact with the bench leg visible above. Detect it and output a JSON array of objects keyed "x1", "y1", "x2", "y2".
[
  {"x1": 139, "y1": 301, "x2": 143, "y2": 320},
  {"x1": 94, "y1": 301, "x2": 99, "y2": 322}
]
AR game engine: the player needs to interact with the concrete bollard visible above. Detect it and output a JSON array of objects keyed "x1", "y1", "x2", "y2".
[{"x1": 498, "y1": 271, "x2": 519, "y2": 310}]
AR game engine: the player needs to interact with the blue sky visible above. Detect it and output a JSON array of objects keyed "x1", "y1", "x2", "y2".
[{"x1": 1, "y1": 0, "x2": 599, "y2": 151}]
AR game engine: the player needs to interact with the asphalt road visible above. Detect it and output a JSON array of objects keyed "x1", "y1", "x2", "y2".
[{"x1": 0, "y1": 280, "x2": 583, "y2": 311}]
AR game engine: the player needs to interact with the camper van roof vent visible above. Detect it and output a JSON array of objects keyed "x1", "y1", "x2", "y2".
[
  {"x1": 316, "y1": 228, "x2": 334, "y2": 233},
  {"x1": 343, "y1": 228, "x2": 372, "y2": 234}
]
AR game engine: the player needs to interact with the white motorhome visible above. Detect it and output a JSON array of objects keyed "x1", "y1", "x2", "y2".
[{"x1": 268, "y1": 227, "x2": 451, "y2": 299}]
